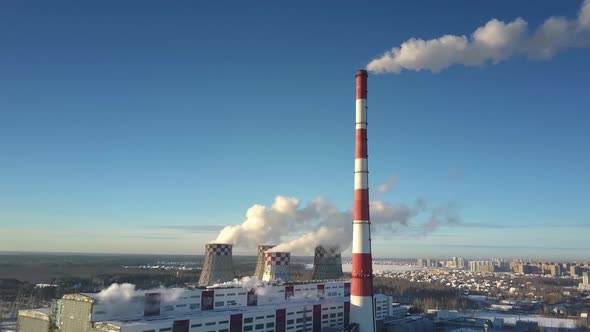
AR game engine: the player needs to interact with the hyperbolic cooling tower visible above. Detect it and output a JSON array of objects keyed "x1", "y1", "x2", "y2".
[
  {"x1": 312, "y1": 246, "x2": 344, "y2": 280},
  {"x1": 351, "y1": 70, "x2": 376, "y2": 332},
  {"x1": 198, "y1": 243, "x2": 235, "y2": 286},
  {"x1": 262, "y1": 252, "x2": 291, "y2": 282},
  {"x1": 254, "y1": 244, "x2": 275, "y2": 279}
]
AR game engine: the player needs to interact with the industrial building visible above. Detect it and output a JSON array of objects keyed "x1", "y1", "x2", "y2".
[
  {"x1": 312, "y1": 247, "x2": 344, "y2": 281},
  {"x1": 254, "y1": 245, "x2": 275, "y2": 280},
  {"x1": 17, "y1": 281, "x2": 393, "y2": 332},
  {"x1": 199, "y1": 244, "x2": 236, "y2": 287},
  {"x1": 17, "y1": 70, "x2": 382, "y2": 332}
]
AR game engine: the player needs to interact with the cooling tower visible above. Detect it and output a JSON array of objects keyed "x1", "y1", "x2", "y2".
[
  {"x1": 261, "y1": 252, "x2": 291, "y2": 282},
  {"x1": 198, "y1": 243, "x2": 235, "y2": 287},
  {"x1": 254, "y1": 244, "x2": 275, "y2": 279},
  {"x1": 351, "y1": 70, "x2": 376, "y2": 332},
  {"x1": 312, "y1": 246, "x2": 344, "y2": 280}
]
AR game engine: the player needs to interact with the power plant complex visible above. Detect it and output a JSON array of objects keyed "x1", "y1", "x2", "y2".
[{"x1": 17, "y1": 71, "x2": 386, "y2": 332}]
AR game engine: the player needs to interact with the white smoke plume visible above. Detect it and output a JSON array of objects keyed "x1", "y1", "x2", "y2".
[
  {"x1": 210, "y1": 276, "x2": 265, "y2": 290},
  {"x1": 97, "y1": 283, "x2": 184, "y2": 303},
  {"x1": 367, "y1": 0, "x2": 590, "y2": 73},
  {"x1": 94, "y1": 283, "x2": 185, "y2": 318},
  {"x1": 213, "y1": 195, "x2": 460, "y2": 255}
]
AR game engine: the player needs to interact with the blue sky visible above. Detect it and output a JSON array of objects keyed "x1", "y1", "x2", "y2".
[{"x1": 0, "y1": 1, "x2": 588, "y2": 259}]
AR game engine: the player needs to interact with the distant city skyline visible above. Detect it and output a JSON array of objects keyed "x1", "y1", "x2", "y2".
[{"x1": 1, "y1": 1, "x2": 589, "y2": 259}]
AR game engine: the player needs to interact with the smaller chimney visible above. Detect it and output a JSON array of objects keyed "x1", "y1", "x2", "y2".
[
  {"x1": 254, "y1": 244, "x2": 275, "y2": 279},
  {"x1": 262, "y1": 252, "x2": 291, "y2": 282},
  {"x1": 312, "y1": 246, "x2": 344, "y2": 280},
  {"x1": 198, "y1": 243, "x2": 235, "y2": 286}
]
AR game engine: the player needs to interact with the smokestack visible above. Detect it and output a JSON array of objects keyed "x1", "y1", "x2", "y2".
[
  {"x1": 261, "y1": 252, "x2": 291, "y2": 282},
  {"x1": 198, "y1": 243, "x2": 235, "y2": 287},
  {"x1": 254, "y1": 244, "x2": 275, "y2": 279},
  {"x1": 351, "y1": 69, "x2": 376, "y2": 332},
  {"x1": 312, "y1": 246, "x2": 344, "y2": 280}
]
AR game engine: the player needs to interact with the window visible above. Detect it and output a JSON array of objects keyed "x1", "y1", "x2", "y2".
[
  {"x1": 255, "y1": 324, "x2": 264, "y2": 330},
  {"x1": 287, "y1": 312, "x2": 294, "y2": 316},
  {"x1": 163, "y1": 305, "x2": 174, "y2": 312},
  {"x1": 256, "y1": 316, "x2": 264, "y2": 320},
  {"x1": 244, "y1": 326, "x2": 253, "y2": 332},
  {"x1": 244, "y1": 318, "x2": 253, "y2": 324},
  {"x1": 227, "y1": 293, "x2": 235, "y2": 296},
  {"x1": 190, "y1": 303, "x2": 200, "y2": 310},
  {"x1": 190, "y1": 295, "x2": 200, "y2": 298},
  {"x1": 322, "y1": 315, "x2": 328, "y2": 319},
  {"x1": 143, "y1": 330, "x2": 155, "y2": 332},
  {"x1": 266, "y1": 323, "x2": 274, "y2": 328},
  {"x1": 266, "y1": 315, "x2": 275, "y2": 318},
  {"x1": 219, "y1": 329, "x2": 228, "y2": 332},
  {"x1": 192, "y1": 324, "x2": 202, "y2": 328},
  {"x1": 296, "y1": 318, "x2": 303, "y2": 323},
  {"x1": 176, "y1": 304, "x2": 187, "y2": 308},
  {"x1": 206, "y1": 322, "x2": 216, "y2": 326},
  {"x1": 287, "y1": 320, "x2": 294, "y2": 325},
  {"x1": 329, "y1": 313, "x2": 336, "y2": 318},
  {"x1": 216, "y1": 294, "x2": 225, "y2": 297},
  {"x1": 159, "y1": 329, "x2": 172, "y2": 332},
  {"x1": 215, "y1": 301, "x2": 224, "y2": 307},
  {"x1": 219, "y1": 321, "x2": 229, "y2": 325},
  {"x1": 337, "y1": 313, "x2": 343, "y2": 317},
  {"x1": 305, "y1": 317, "x2": 311, "y2": 322}
]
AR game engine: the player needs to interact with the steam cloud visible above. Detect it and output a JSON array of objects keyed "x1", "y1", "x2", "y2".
[
  {"x1": 212, "y1": 194, "x2": 460, "y2": 255},
  {"x1": 367, "y1": 0, "x2": 590, "y2": 73},
  {"x1": 97, "y1": 283, "x2": 184, "y2": 303}
]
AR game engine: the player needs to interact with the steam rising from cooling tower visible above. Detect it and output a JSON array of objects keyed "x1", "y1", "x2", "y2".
[
  {"x1": 212, "y1": 195, "x2": 460, "y2": 255},
  {"x1": 198, "y1": 243, "x2": 235, "y2": 286},
  {"x1": 262, "y1": 252, "x2": 291, "y2": 282},
  {"x1": 312, "y1": 246, "x2": 343, "y2": 280},
  {"x1": 254, "y1": 244, "x2": 275, "y2": 279},
  {"x1": 367, "y1": 0, "x2": 590, "y2": 73}
]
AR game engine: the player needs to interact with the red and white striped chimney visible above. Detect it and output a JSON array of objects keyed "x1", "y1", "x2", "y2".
[{"x1": 351, "y1": 69, "x2": 376, "y2": 332}]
